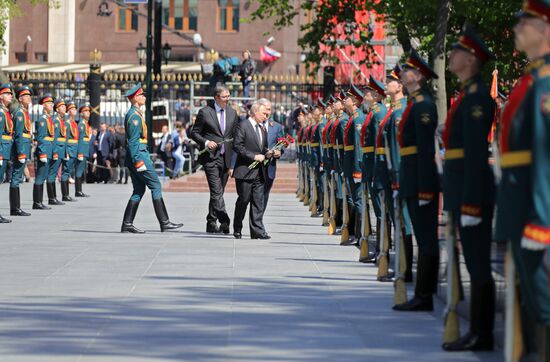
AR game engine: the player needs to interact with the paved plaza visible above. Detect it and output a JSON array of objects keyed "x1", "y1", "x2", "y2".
[{"x1": 0, "y1": 183, "x2": 502, "y2": 362}]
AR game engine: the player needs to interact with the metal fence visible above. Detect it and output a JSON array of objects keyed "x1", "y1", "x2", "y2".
[{"x1": 5, "y1": 71, "x2": 325, "y2": 131}]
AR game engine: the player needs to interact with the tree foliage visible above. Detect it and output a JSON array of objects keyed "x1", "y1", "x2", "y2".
[{"x1": 248, "y1": 0, "x2": 524, "y2": 89}]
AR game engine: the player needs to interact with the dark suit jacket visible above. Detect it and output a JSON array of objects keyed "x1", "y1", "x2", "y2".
[
  {"x1": 190, "y1": 103, "x2": 238, "y2": 166},
  {"x1": 96, "y1": 130, "x2": 112, "y2": 158},
  {"x1": 232, "y1": 119, "x2": 268, "y2": 180},
  {"x1": 265, "y1": 120, "x2": 285, "y2": 180}
]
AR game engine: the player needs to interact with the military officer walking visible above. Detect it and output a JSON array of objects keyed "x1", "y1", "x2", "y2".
[
  {"x1": 75, "y1": 104, "x2": 92, "y2": 197},
  {"x1": 121, "y1": 83, "x2": 183, "y2": 233},
  {"x1": 0, "y1": 83, "x2": 14, "y2": 223},
  {"x1": 46, "y1": 99, "x2": 66, "y2": 206},
  {"x1": 9, "y1": 86, "x2": 33, "y2": 217},
  {"x1": 495, "y1": 1, "x2": 550, "y2": 359},
  {"x1": 33, "y1": 94, "x2": 55, "y2": 210},
  {"x1": 442, "y1": 25, "x2": 497, "y2": 351},
  {"x1": 60, "y1": 101, "x2": 79, "y2": 202},
  {"x1": 393, "y1": 50, "x2": 440, "y2": 311}
]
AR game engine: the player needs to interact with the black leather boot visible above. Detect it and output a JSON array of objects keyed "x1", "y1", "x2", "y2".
[
  {"x1": 393, "y1": 253, "x2": 436, "y2": 311},
  {"x1": 121, "y1": 200, "x2": 144, "y2": 233},
  {"x1": 442, "y1": 280, "x2": 495, "y2": 351},
  {"x1": 153, "y1": 198, "x2": 183, "y2": 232},
  {"x1": 61, "y1": 181, "x2": 76, "y2": 202},
  {"x1": 47, "y1": 182, "x2": 64, "y2": 205},
  {"x1": 10, "y1": 187, "x2": 31, "y2": 216},
  {"x1": 0, "y1": 214, "x2": 11, "y2": 223},
  {"x1": 32, "y1": 184, "x2": 51, "y2": 210},
  {"x1": 75, "y1": 177, "x2": 89, "y2": 197}
]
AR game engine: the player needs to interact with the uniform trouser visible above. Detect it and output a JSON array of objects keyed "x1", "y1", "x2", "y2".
[
  {"x1": 61, "y1": 157, "x2": 76, "y2": 182},
  {"x1": 34, "y1": 159, "x2": 49, "y2": 185},
  {"x1": 127, "y1": 157, "x2": 162, "y2": 202},
  {"x1": 406, "y1": 197, "x2": 439, "y2": 257},
  {"x1": 367, "y1": 180, "x2": 382, "y2": 219},
  {"x1": 316, "y1": 169, "x2": 323, "y2": 211},
  {"x1": 9, "y1": 158, "x2": 26, "y2": 188},
  {"x1": 75, "y1": 157, "x2": 87, "y2": 178},
  {"x1": 0, "y1": 160, "x2": 8, "y2": 183},
  {"x1": 47, "y1": 157, "x2": 62, "y2": 183},
  {"x1": 512, "y1": 240, "x2": 550, "y2": 324},
  {"x1": 346, "y1": 176, "x2": 362, "y2": 236}
]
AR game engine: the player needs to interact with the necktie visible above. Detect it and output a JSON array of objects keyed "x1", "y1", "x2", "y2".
[
  {"x1": 259, "y1": 123, "x2": 266, "y2": 147},
  {"x1": 256, "y1": 124, "x2": 262, "y2": 146},
  {"x1": 219, "y1": 108, "x2": 225, "y2": 154}
]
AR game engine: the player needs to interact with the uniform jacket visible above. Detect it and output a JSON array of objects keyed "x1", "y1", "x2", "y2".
[
  {"x1": 34, "y1": 112, "x2": 54, "y2": 159},
  {"x1": 12, "y1": 106, "x2": 32, "y2": 161},
  {"x1": 0, "y1": 107, "x2": 14, "y2": 162},
  {"x1": 65, "y1": 118, "x2": 79, "y2": 158},
  {"x1": 125, "y1": 105, "x2": 149, "y2": 170},
  {"x1": 77, "y1": 119, "x2": 92, "y2": 158},
  {"x1": 361, "y1": 102, "x2": 386, "y2": 182},
  {"x1": 343, "y1": 108, "x2": 365, "y2": 179}
]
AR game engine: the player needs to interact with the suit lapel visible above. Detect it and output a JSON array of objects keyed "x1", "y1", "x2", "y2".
[
  {"x1": 246, "y1": 120, "x2": 262, "y2": 150},
  {"x1": 209, "y1": 105, "x2": 222, "y2": 135}
]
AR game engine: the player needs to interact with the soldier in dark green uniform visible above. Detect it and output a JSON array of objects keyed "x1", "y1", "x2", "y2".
[
  {"x1": 296, "y1": 112, "x2": 305, "y2": 201},
  {"x1": 121, "y1": 83, "x2": 183, "y2": 233},
  {"x1": 393, "y1": 50, "x2": 440, "y2": 311},
  {"x1": 320, "y1": 99, "x2": 332, "y2": 226},
  {"x1": 442, "y1": 25, "x2": 496, "y2": 351},
  {"x1": 310, "y1": 100, "x2": 325, "y2": 216},
  {"x1": 332, "y1": 91, "x2": 349, "y2": 237},
  {"x1": 9, "y1": 86, "x2": 33, "y2": 217},
  {"x1": 75, "y1": 104, "x2": 92, "y2": 197},
  {"x1": 496, "y1": 2, "x2": 550, "y2": 359},
  {"x1": 359, "y1": 77, "x2": 387, "y2": 262},
  {"x1": 0, "y1": 83, "x2": 14, "y2": 223},
  {"x1": 33, "y1": 94, "x2": 55, "y2": 210},
  {"x1": 60, "y1": 101, "x2": 79, "y2": 202},
  {"x1": 343, "y1": 85, "x2": 366, "y2": 242},
  {"x1": 46, "y1": 99, "x2": 66, "y2": 206}
]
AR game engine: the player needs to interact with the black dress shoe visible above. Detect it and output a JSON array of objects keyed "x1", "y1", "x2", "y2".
[
  {"x1": 392, "y1": 296, "x2": 433, "y2": 311},
  {"x1": 206, "y1": 224, "x2": 220, "y2": 233},
  {"x1": 442, "y1": 332, "x2": 494, "y2": 351},
  {"x1": 0, "y1": 215, "x2": 12, "y2": 223},
  {"x1": 160, "y1": 221, "x2": 184, "y2": 232},
  {"x1": 233, "y1": 232, "x2": 242, "y2": 239},
  {"x1": 219, "y1": 223, "x2": 230, "y2": 234},
  {"x1": 121, "y1": 223, "x2": 145, "y2": 234},
  {"x1": 11, "y1": 208, "x2": 31, "y2": 216},
  {"x1": 251, "y1": 234, "x2": 271, "y2": 240}
]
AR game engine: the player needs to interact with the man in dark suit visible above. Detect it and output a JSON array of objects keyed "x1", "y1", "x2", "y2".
[
  {"x1": 232, "y1": 102, "x2": 272, "y2": 239},
  {"x1": 257, "y1": 98, "x2": 285, "y2": 210},
  {"x1": 190, "y1": 85, "x2": 238, "y2": 233},
  {"x1": 96, "y1": 122, "x2": 112, "y2": 183}
]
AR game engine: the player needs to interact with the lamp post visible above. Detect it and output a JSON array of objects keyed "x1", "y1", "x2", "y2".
[
  {"x1": 136, "y1": 42, "x2": 146, "y2": 66},
  {"x1": 162, "y1": 43, "x2": 172, "y2": 66},
  {"x1": 146, "y1": 0, "x2": 154, "y2": 152}
]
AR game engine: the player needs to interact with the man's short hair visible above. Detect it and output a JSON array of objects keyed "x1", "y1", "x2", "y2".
[
  {"x1": 213, "y1": 85, "x2": 230, "y2": 98},
  {"x1": 249, "y1": 101, "x2": 265, "y2": 117},
  {"x1": 257, "y1": 98, "x2": 271, "y2": 106}
]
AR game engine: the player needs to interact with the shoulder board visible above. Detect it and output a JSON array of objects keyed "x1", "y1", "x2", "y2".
[
  {"x1": 538, "y1": 65, "x2": 550, "y2": 79},
  {"x1": 415, "y1": 94, "x2": 424, "y2": 103}
]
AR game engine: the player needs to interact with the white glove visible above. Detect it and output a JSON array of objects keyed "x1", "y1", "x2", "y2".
[
  {"x1": 39, "y1": 156, "x2": 47, "y2": 163},
  {"x1": 319, "y1": 166, "x2": 324, "y2": 172},
  {"x1": 137, "y1": 164, "x2": 147, "y2": 172},
  {"x1": 64, "y1": 155, "x2": 70, "y2": 161},
  {"x1": 353, "y1": 178, "x2": 361, "y2": 184},
  {"x1": 0, "y1": 160, "x2": 2, "y2": 166},
  {"x1": 419, "y1": 199, "x2": 431, "y2": 207},
  {"x1": 78, "y1": 156, "x2": 84, "y2": 161},
  {"x1": 19, "y1": 158, "x2": 26, "y2": 164},
  {"x1": 460, "y1": 215, "x2": 482, "y2": 227},
  {"x1": 392, "y1": 189, "x2": 399, "y2": 199}
]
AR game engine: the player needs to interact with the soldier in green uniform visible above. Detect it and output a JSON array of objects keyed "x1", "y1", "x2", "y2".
[
  {"x1": 295, "y1": 113, "x2": 304, "y2": 200},
  {"x1": 46, "y1": 99, "x2": 66, "y2": 206},
  {"x1": 310, "y1": 101, "x2": 325, "y2": 216},
  {"x1": 359, "y1": 76, "x2": 387, "y2": 262},
  {"x1": 442, "y1": 25, "x2": 496, "y2": 351},
  {"x1": 75, "y1": 104, "x2": 92, "y2": 197},
  {"x1": 496, "y1": 1, "x2": 550, "y2": 359},
  {"x1": 121, "y1": 83, "x2": 183, "y2": 233},
  {"x1": 343, "y1": 85, "x2": 366, "y2": 242},
  {"x1": 332, "y1": 91, "x2": 349, "y2": 237},
  {"x1": 324, "y1": 97, "x2": 342, "y2": 233},
  {"x1": 393, "y1": 50, "x2": 440, "y2": 311},
  {"x1": 9, "y1": 85, "x2": 33, "y2": 217},
  {"x1": 60, "y1": 101, "x2": 79, "y2": 202},
  {"x1": 0, "y1": 84, "x2": 14, "y2": 223},
  {"x1": 33, "y1": 94, "x2": 55, "y2": 210},
  {"x1": 320, "y1": 99, "x2": 332, "y2": 226}
]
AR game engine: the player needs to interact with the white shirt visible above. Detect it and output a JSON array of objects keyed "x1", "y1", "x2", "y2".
[
  {"x1": 206, "y1": 102, "x2": 226, "y2": 147},
  {"x1": 249, "y1": 117, "x2": 263, "y2": 145}
]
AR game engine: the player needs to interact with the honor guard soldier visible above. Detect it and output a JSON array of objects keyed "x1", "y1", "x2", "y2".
[
  {"x1": 46, "y1": 98, "x2": 66, "y2": 206},
  {"x1": 325, "y1": 96, "x2": 342, "y2": 233},
  {"x1": 296, "y1": 113, "x2": 305, "y2": 200},
  {"x1": 310, "y1": 101, "x2": 324, "y2": 216},
  {"x1": 359, "y1": 77, "x2": 387, "y2": 262},
  {"x1": 60, "y1": 101, "x2": 79, "y2": 202},
  {"x1": 320, "y1": 99, "x2": 332, "y2": 225},
  {"x1": 33, "y1": 94, "x2": 55, "y2": 210},
  {"x1": 9, "y1": 85, "x2": 33, "y2": 217},
  {"x1": 343, "y1": 85, "x2": 366, "y2": 242},
  {"x1": 442, "y1": 25, "x2": 497, "y2": 351},
  {"x1": 331, "y1": 91, "x2": 348, "y2": 237},
  {"x1": 496, "y1": 1, "x2": 550, "y2": 359},
  {"x1": 75, "y1": 104, "x2": 92, "y2": 197},
  {"x1": 302, "y1": 110, "x2": 312, "y2": 205},
  {"x1": 0, "y1": 83, "x2": 14, "y2": 223},
  {"x1": 393, "y1": 50, "x2": 440, "y2": 311},
  {"x1": 121, "y1": 83, "x2": 183, "y2": 233}
]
